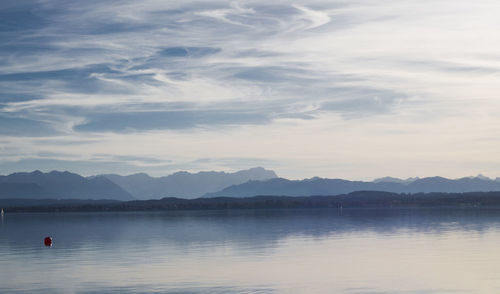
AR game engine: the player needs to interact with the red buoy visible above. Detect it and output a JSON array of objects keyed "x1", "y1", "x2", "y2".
[{"x1": 44, "y1": 237, "x2": 52, "y2": 247}]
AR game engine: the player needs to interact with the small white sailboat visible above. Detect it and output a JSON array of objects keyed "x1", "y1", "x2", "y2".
[{"x1": 1, "y1": 208, "x2": 4, "y2": 216}]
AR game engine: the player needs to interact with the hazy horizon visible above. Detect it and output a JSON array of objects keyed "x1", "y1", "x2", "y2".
[{"x1": 2, "y1": 0, "x2": 500, "y2": 180}]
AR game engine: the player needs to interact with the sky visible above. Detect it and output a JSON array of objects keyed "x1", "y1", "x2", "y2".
[{"x1": 1, "y1": 0, "x2": 500, "y2": 180}]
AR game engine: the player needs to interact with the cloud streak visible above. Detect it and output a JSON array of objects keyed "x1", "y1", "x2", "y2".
[{"x1": 1, "y1": 0, "x2": 500, "y2": 178}]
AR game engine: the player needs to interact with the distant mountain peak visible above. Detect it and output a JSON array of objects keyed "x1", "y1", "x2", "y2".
[
  {"x1": 246, "y1": 167, "x2": 268, "y2": 172},
  {"x1": 373, "y1": 176, "x2": 419, "y2": 184},
  {"x1": 234, "y1": 167, "x2": 278, "y2": 177},
  {"x1": 127, "y1": 172, "x2": 153, "y2": 179},
  {"x1": 304, "y1": 176, "x2": 323, "y2": 181},
  {"x1": 172, "y1": 171, "x2": 191, "y2": 176},
  {"x1": 474, "y1": 174, "x2": 491, "y2": 181}
]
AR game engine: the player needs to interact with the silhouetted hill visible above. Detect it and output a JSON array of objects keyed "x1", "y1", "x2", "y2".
[
  {"x1": 0, "y1": 198, "x2": 119, "y2": 208},
  {"x1": 204, "y1": 176, "x2": 500, "y2": 198},
  {"x1": 0, "y1": 171, "x2": 133, "y2": 200},
  {"x1": 102, "y1": 167, "x2": 278, "y2": 199},
  {"x1": 6, "y1": 191, "x2": 500, "y2": 212},
  {"x1": 0, "y1": 183, "x2": 46, "y2": 199},
  {"x1": 2, "y1": 169, "x2": 499, "y2": 202},
  {"x1": 405, "y1": 176, "x2": 500, "y2": 193}
]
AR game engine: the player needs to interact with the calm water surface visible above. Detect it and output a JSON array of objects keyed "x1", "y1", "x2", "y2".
[{"x1": 1, "y1": 208, "x2": 500, "y2": 293}]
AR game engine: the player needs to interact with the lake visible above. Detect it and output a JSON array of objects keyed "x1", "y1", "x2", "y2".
[{"x1": 1, "y1": 208, "x2": 500, "y2": 293}]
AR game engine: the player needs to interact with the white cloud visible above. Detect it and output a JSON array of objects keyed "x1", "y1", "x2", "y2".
[
  {"x1": 1, "y1": 0, "x2": 500, "y2": 178},
  {"x1": 292, "y1": 4, "x2": 331, "y2": 29}
]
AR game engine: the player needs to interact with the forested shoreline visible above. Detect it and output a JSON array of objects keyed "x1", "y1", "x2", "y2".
[{"x1": 3, "y1": 191, "x2": 500, "y2": 213}]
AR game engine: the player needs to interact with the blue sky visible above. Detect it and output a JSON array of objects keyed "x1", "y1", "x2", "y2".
[{"x1": 1, "y1": 0, "x2": 500, "y2": 179}]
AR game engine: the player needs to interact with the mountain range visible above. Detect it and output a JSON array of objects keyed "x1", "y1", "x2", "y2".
[
  {"x1": 1, "y1": 168, "x2": 500, "y2": 201},
  {"x1": 0, "y1": 170, "x2": 133, "y2": 200},
  {"x1": 204, "y1": 175, "x2": 500, "y2": 198},
  {"x1": 100, "y1": 167, "x2": 278, "y2": 199},
  {"x1": 0, "y1": 167, "x2": 277, "y2": 200}
]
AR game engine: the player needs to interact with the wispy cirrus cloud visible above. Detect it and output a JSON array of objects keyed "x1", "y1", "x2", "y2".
[{"x1": 1, "y1": 0, "x2": 500, "y2": 178}]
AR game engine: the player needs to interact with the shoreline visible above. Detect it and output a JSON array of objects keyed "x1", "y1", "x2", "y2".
[{"x1": 3, "y1": 191, "x2": 500, "y2": 213}]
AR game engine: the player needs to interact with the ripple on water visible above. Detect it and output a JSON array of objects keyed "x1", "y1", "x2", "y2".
[{"x1": 2, "y1": 209, "x2": 500, "y2": 293}]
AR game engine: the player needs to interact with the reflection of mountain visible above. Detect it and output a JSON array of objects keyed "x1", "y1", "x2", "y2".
[
  {"x1": 2, "y1": 208, "x2": 497, "y2": 252},
  {"x1": 3, "y1": 208, "x2": 497, "y2": 260},
  {"x1": 0, "y1": 170, "x2": 133, "y2": 200},
  {"x1": 101, "y1": 167, "x2": 277, "y2": 199},
  {"x1": 205, "y1": 176, "x2": 500, "y2": 198}
]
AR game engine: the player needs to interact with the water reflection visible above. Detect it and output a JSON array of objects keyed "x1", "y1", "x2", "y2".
[{"x1": 1, "y1": 208, "x2": 500, "y2": 293}]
